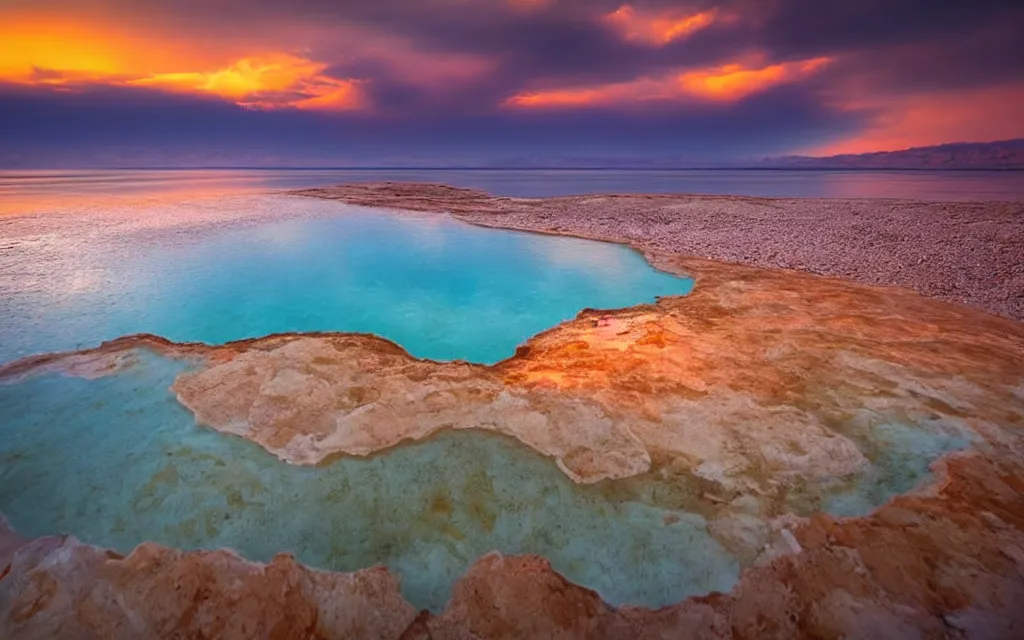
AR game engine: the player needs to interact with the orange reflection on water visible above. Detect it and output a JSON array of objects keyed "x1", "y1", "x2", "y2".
[{"x1": 0, "y1": 170, "x2": 291, "y2": 216}]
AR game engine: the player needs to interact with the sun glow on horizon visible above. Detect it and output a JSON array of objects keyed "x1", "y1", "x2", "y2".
[{"x1": 804, "y1": 83, "x2": 1024, "y2": 156}]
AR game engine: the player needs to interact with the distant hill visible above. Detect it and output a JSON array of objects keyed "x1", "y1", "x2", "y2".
[{"x1": 766, "y1": 139, "x2": 1024, "y2": 170}]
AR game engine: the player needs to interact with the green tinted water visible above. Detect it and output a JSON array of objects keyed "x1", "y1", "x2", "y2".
[{"x1": 0, "y1": 351, "x2": 738, "y2": 610}]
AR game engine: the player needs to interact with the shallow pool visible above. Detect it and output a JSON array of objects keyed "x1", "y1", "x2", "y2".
[
  {"x1": 0, "y1": 198, "x2": 693, "y2": 364},
  {"x1": 0, "y1": 351, "x2": 739, "y2": 611}
]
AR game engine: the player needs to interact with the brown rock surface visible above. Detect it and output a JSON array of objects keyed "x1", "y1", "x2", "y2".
[
  {"x1": 168, "y1": 334, "x2": 650, "y2": 484},
  {"x1": 426, "y1": 451, "x2": 1024, "y2": 639},
  {"x1": 0, "y1": 535, "x2": 418, "y2": 639}
]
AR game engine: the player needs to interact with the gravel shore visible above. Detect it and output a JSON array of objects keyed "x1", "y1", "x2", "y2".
[{"x1": 295, "y1": 182, "x2": 1024, "y2": 322}]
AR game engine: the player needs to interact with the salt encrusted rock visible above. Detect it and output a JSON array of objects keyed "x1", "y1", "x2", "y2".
[{"x1": 0, "y1": 535, "x2": 418, "y2": 640}]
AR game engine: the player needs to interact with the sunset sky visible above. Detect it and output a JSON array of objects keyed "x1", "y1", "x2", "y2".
[{"x1": 2, "y1": 0, "x2": 1023, "y2": 166}]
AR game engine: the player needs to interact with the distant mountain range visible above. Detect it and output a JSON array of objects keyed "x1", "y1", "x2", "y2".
[{"x1": 763, "y1": 139, "x2": 1024, "y2": 170}]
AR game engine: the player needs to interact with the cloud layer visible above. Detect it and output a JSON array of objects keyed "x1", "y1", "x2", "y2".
[{"x1": 2, "y1": 0, "x2": 1022, "y2": 165}]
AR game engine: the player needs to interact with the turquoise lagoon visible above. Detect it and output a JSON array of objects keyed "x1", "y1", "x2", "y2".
[{"x1": 0, "y1": 202, "x2": 693, "y2": 364}]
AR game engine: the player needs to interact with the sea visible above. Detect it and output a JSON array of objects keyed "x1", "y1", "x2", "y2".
[{"x1": 1, "y1": 167, "x2": 1022, "y2": 214}]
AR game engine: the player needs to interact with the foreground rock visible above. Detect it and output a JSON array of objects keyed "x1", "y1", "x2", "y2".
[
  {"x1": 0, "y1": 534, "x2": 418, "y2": 639},
  {"x1": 171, "y1": 333, "x2": 652, "y2": 484},
  {"x1": 295, "y1": 182, "x2": 1024, "y2": 321}
]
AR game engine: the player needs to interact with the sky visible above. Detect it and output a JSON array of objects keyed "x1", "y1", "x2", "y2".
[{"x1": 1, "y1": 0, "x2": 1023, "y2": 166}]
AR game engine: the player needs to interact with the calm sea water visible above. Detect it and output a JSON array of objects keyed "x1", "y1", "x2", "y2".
[{"x1": 1, "y1": 167, "x2": 1022, "y2": 214}]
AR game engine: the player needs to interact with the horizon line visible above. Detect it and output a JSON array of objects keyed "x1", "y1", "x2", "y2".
[{"x1": 3, "y1": 166, "x2": 1023, "y2": 173}]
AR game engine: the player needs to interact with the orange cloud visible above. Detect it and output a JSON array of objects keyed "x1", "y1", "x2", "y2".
[
  {"x1": 678, "y1": 57, "x2": 832, "y2": 101},
  {"x1": 505, "y1": 56, "x2": 832, "y2": 108},
  {"x1": 603, "y1": 4, "x2": 718, "y2": 46},
  {"x1": 805, "y1": 84, "x2": 1024, "y2": 155},
  {"x1": 0, "y1": 18, "x2": 233, "y2": 80},
  {"x1": 505, "y1": 77, "x2": 670, "y2": 107},
  {"x1": 0, "y1": 20, "x2": 363, "y2": 110},
  {"x1": 128, "y1": 54, "x2": 363, "y2": 110}
]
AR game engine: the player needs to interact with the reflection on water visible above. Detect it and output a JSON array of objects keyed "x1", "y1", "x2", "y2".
[
  {"x1": 0, "y1": 197, "x2": 693, "y2": 364},
  {"x1": 1, "y1": 168, "x2": 1022, "y2": 214},
  {"x1": 0, "y1": 351, "x2": 741, "y2": 611}
]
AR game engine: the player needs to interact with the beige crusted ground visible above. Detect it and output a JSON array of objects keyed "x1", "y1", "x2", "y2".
[{"x1": 2, "y1": 187, "x2": 1024, "y2": 638}]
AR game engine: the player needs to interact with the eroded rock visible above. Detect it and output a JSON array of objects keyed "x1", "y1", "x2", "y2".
[{"x1": 0, "y1": 535, "x2": 418, "y2": 640}]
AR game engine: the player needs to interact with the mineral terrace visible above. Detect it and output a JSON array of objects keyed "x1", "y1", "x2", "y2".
[{"x1": 1, "y1": 185, "x2": 1023, "y2": 639}]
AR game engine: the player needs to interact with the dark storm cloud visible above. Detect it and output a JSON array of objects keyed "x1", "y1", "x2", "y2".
[
  {"x1": 741, "y1": 0, "x2": 1024, "y2": 93},
  {"x1": 260, "y1": 0, "x2": 1024, "y2": 107},
  {"x1": 428, "y1": 10, "x2": 744, "y2": 83},
  {"x1": 749, "y1": 0, "x2": 1024, "y2": 54},
  {"x1": 84, "y1": 0, "x2": 1022, "y2": 69},
  {"x1": 0, "y1": 74, "x2": 864, "y2": 167},
  {"x1": 828, "y1": 15, "x2": 1024, "y2": 93},
  {"x1": 9, "y1": 0, "x2": 1022, "y2": 95}
]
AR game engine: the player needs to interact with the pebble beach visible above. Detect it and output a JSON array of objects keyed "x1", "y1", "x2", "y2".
[{"x1": 297, "y1": 182, "x2": 1024, "y2": 322}]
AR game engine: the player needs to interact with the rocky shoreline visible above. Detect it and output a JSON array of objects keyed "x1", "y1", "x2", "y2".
[{"x1": 295, "y1": 182, "x2": 1024, "y2": 322}]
